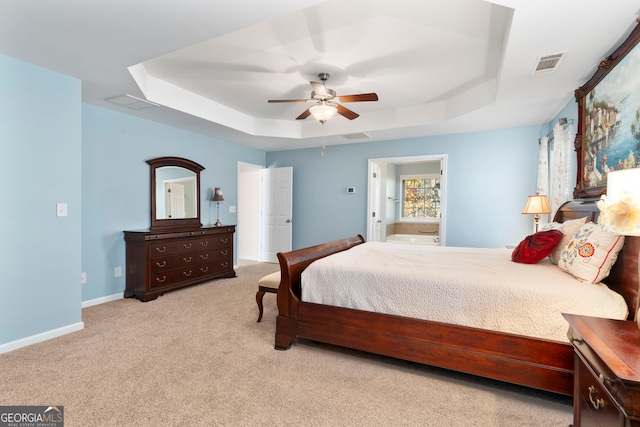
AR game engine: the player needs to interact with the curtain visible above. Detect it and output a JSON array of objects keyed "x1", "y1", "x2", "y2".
[
  {"x1": 536, "y1": 136, "x2": 550, "y2": 228},
  {"x1": 535, "y1": 120, "x2": 573, "y2": 228},
  {"x1": 549, "y1": 121, "x2": 573, "y2": 215}
]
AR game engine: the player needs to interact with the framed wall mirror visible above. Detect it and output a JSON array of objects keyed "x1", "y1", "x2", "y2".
[{"x1": 148, "y1": 156, "x2": 204, "y2": 231}]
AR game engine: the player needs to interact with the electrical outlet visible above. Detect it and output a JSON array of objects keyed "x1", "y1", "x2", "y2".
[
  {"x1": 80, "y1": 272, "x2": 87, "y2": 284},
  {"x1": 114, "y1": 266, "x2": 122, "y2": 277}
]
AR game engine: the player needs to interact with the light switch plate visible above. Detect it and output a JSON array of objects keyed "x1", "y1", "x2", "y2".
[
  {"x1": 56, "y1": 203, "x2": 68, "y2": 217},
  {"x1": 229, "y1": 205, "x2": 236, "y2": 213}
]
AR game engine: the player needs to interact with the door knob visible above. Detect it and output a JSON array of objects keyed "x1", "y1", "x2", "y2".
[{"x1": 286, "y1": 219, "x2": 292, "y2": 223}]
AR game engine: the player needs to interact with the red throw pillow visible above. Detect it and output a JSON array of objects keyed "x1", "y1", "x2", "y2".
[{"x1": 511, "y1": 230, "x2": 564, "y2": 264}]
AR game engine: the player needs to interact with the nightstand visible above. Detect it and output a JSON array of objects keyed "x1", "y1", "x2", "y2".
[{"x1": 563, "y1": 314, "x2": 640, "y2": 426}]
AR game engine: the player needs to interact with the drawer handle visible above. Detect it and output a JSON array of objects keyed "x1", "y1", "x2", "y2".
[
  {"x1": 156, "y1": 261, "x2": 166, "y2": 268},
  {"x1": 155, "y1": 246, "x2": 166, "y2": 253},
  {"x1": 221, "y1": 250, "x2": 228, "y2": 256},
  {"x1": 201, "y1": 254, "x2": 209, "y2": 260},
  {"x1": 220, "y1": 238, "x2": 228, "y2": 244},
  {"x1": 221, "y1": 262, "x2": 229, "y2": 268},
  {"x1": 201, "y1": 266, "x2": 209, "y2": 273},
  {"x1": 183, "y1": 256, "x2": 192, "y2": 263},
  {"x1": 201, "y1": 241, "x2": 209, "y2": 247},
  {"x1": 183, "y1": 270, "x2": 192, "y2": 277},
  {"x1": 183, "y1": 243, "x2": 192, "y2": 249},
  {"x1": 588, "y1": 386, "x2": 605, "y2": 410},
  {"x1": 156, "y1": 276, "x2": 167, "y2": 283}
]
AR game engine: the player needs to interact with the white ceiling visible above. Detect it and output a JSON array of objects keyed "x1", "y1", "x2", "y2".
[{"x1": 1, "y1": 0, "x2": 639, "y2": 151}]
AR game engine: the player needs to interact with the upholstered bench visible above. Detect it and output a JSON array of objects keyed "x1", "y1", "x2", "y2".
[{"x1": 255, "y1": 271, "x2": 280, "y2": 322}]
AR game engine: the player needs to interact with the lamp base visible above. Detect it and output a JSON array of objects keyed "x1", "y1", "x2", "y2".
[{"x1": 214, "y1": 220, "x2": 222, "y2": 227}]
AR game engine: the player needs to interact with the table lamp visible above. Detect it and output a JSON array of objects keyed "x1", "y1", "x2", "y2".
[
  {"x1": 522, "y1": 193, "x2": 552, "y2": 232},
  {"x1": 212, "y1": 187, "x2": 224, "y2": 226}
]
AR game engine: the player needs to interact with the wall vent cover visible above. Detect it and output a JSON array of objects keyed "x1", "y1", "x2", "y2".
[
  {"x1": 342, "y1": 132, "x2": 370, "y2": 140},
  {"x1": 532, "y1": 53, "x2": 565, "y2": 74},
  {"x1": 105, "y1": 94, "x2": 159, "y2": 110}
]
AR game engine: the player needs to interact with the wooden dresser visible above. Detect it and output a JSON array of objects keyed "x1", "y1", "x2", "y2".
[
  {"x1": 124, "y1": 225, "x2": 236, "y2": 301},
  {"x1": 564, "y1": 314, "x2": 640, "y2": 426}
]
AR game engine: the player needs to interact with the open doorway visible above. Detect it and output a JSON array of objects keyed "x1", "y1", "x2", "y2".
[
  {"x1": 237, "y1": 162, "x2": 262, "y2": 262},
  {"x1": 367, "y1": 154, "x2": 447, "y2": 246}
]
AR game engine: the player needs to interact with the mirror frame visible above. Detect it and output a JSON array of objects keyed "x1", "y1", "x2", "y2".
[{"x1": 148, "y1": 156, "x2": 204, "y2": 231}]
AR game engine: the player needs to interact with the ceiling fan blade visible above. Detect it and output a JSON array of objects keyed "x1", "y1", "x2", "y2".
[
  {"x1": 268, "y1": 99, "x2": 309, "y2": 103},
  {"x1": 338, "y1": 93, "x2": 378, "y2": 103},
  {"x1": 336, "y1": 104, "x2": 359, "y2": 120},
  {"x1": 310, "y1": 81, "x2": 328, "y2": 96},
  {"x1": 296, "y1": 108, "x2": 312, "y2": 120}
]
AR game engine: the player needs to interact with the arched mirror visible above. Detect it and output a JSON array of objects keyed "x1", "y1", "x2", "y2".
[{"x1": 148, "y1": 157, "x2": 204, "y2": 231}]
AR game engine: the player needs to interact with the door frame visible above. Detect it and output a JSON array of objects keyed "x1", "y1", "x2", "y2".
[{"x1": 367, "y1": 154, "x2": 447, "y2": 245}]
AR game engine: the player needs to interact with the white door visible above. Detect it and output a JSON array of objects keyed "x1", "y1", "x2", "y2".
[
  {"x1": 165, "y1": 182, "x2": 186, "y2": 219},
  {"x1": 260, "y1": 167, "x2": 293, "y2": 262},
  {"x1": 369, "y1": 163, "x2": 382, "y2": 241}
]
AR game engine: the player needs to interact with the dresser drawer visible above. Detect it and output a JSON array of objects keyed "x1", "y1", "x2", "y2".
[
  {"x1": 150, "y1": 266, "x2": 197, "y2": 289},
  {"x1": 577, "y1": 357, "x2": 622, "y2": 426},
  {"x1": 151, "y1": 253, "x2": 198, "y2": 272},
  {"x1": 197, "y1": 235, "x2": 232, "y2": 251},
  {"x1": 150, "y1": 239, "x2": 197, "y2": 258}
]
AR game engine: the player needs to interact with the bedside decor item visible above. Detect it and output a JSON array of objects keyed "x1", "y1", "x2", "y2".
[
  {"x1": 597, "y1": 167, "x2": 640, "y2": 327},
  {"x1": 522, "y1": 193, "x2": 552, "y2": 232},
  {"x1": 213, "y1": 187, "x2": 224, "y2": 227},
  {"x1": 597, "y1": 168, "x2": 640, "y2": 236}
]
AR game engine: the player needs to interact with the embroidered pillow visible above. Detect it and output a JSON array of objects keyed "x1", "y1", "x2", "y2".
[
  {"x1": 511, "y1": 230, "x2": 564, "y2": 264},
  {"x1": 541, "y1": 217, "x2": 589, "y2": 265},
  {"x1": 558, "y1": 222, "x2": 625, "y2": 284}
]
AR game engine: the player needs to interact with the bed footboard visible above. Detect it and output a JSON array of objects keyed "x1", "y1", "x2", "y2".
[{"x1": 275, "y1": 235, "x2": 365, "y2": 350}]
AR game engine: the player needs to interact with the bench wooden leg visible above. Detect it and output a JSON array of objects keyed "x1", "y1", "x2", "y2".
[{"x1": 256, "y1": 285, "x2": 278, "y2": 322}]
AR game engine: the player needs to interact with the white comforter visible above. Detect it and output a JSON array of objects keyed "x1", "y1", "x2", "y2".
[{"x1": 301, "y1": 242, "x2": 629, "y2": 342}]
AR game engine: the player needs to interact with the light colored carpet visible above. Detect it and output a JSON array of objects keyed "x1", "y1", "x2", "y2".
[{"x1": 0, "y1": 262, "x2": 572, "y2": 426}]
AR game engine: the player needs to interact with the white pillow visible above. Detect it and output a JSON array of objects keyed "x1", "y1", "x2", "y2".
[
  {"x1": 541, "y1": 217, "x2": 588, "y2": 265},
  {"x1": 557, "y1": 222, "x2": 625, "y2": 284}
]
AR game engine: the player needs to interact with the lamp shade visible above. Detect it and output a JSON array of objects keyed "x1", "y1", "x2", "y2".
[
  {"x1": 522, "y1": 194, "x2": 552, "y2": 215},
  {"x1": 212, "y1": 187, "x2": 224, "y2": 202},
  {"x1": 598, "y1": 168, "x2": 640, "y2": 236},
  {"x1": 309, "y1": 103, "x2": 338, "y2": 124}
]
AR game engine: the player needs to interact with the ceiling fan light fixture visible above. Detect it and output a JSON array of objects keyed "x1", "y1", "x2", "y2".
[{"x1": 309, "y1": 103, "x2": 337, "y2": 124}]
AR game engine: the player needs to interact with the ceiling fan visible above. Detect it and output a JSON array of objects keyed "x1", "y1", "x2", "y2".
[{"x1": 268, "y1": 73, "x2": 378, "y2": 124}]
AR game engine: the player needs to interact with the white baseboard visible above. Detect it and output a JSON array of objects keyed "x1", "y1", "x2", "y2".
[
  {"x1": 0, "y1": 322, "x2": 85, "y2": 355},
  {"x1": 81, "y1": 292, "x2": 123, "y2": 308}
]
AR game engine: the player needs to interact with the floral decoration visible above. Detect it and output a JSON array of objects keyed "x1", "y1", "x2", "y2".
[{"x1": 597, "y1": 192, "x2": 640, "y2": 236}]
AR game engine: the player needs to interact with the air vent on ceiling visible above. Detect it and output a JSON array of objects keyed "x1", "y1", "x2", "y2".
[
  {"x1": 342, "y1": 132, "x2": 371, "y2": 140},
  {"x1": 532, "y1": 53, "x2": 566, "y2": 74},
  {"x1": 105, "y1": 94, "x2": 159, "y2": 110}
]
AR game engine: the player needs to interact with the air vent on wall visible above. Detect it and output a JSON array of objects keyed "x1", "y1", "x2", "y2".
[
  {"x1": 105, "y1": 94, "x2": 159, "y2": 110},
  {"x1": 342, "y1": 132, "x2": 371, "y2": 140},
  {"x1": 532, "y1": 53, "x2": 566, "y2": 74}
]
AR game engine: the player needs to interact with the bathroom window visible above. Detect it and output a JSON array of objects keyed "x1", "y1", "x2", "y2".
[{"x1": 400, "y1": 174, "x2": 441, "y2": 221}]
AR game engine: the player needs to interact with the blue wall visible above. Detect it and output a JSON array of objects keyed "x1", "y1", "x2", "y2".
[
  {"x1": 0, "y1": 54, "x2": 82, "y2": 346},
  {"x1": 81, "y1": 104, "x2": 266, "y2": 302},
  {"x1": 267, "y1": 126, "x2": 545, "y2": 249},
  {"x1": 0, "y1": 46, "x2": 580, "y2": 351}
]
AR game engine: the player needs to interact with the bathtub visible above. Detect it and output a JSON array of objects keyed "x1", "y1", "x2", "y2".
[{"x1": 386, "y1": 234, "x2": 440, "y2": 246}]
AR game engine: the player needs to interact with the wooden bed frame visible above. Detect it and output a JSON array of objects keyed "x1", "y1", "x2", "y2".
[{"x1": 274, "y1": 200, "x2": 640, "y2": 396}]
